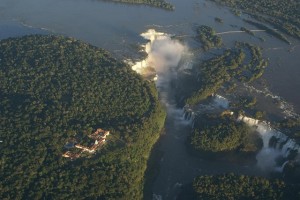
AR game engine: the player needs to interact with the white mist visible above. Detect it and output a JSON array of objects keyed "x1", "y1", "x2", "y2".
[{"x1": 239, "y1": 115, "x2": 300, "y2": 171}]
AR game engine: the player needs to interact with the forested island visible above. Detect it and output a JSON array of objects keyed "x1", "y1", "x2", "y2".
[
  {"x1": 178, "y1": 174, "x2": 300, "y2": 200},
  {"x1": 0, "y1": 35, "x2": 166, "y2": 199},
  {"x1": 174, "y1": 21, "x2": 300, "y2": 199},
  {"x1": 243, "y1": 19, "x2": 291, "y2": 44},
  {"x1": 179, "y1": 42, "x2": 267, "y2": 106},
  {"x1": 277, "y1": 118, "x2": 300, "y2": 143},
  {"x1": 196, "y1": 25, "x2": 222, "y2": 51},
  {"x1": 104, "y1": 0, "x2": 174, "y2": 10},
  {"x1": 189, "y1": 113, "x2": 261, "y2": 154},
  {"x1": 210, "y1": 0, "x2": 300, "y2": 39},
  {"x1": 1, "y1": 0, "x2": 300, "y2": 199},
  {"x1": 174, "y1": 25, "x2": 267, "y2": 107}
]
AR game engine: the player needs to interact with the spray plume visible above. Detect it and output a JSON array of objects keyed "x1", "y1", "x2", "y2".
[
  {"x1": 132, "y1": 29, "x2": 188, "y2": 82},
  {"x1": 239, "y1": 115, "x2": 300, "y2": 171}
]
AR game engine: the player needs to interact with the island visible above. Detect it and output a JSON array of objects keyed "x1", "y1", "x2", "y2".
[
  {"x1": 104, "y1": 0, "x2": 174, "y2": 10},
  {"x1": 210, "y1": 0, "x2": 300, "y2": 40},
  {"x1": 179, "y1": 42, "x2": 267, "y2": 106},
  {"x1": 178, "y1": 173, "x2": 300, "y2": 200},
  {"x1": 196, "y1": 25, "x2": 222, "y2": 51},
  {"x1": 189, "y1": 113, "x2": 260, "y2": 154},
  {"x1": 0, "y1": 35, "x2": 166, "y2": 199},
  {"x1": 175, "y1": 20, "x2": 300, "y2": 199}
]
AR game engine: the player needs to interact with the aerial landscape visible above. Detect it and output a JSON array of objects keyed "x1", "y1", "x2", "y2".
[{"x1": 0, "y1": 0, "x2": 299, "y2": 199}]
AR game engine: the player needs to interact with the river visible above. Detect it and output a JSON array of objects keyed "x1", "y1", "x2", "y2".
[
  {"x1": 1, "y1": 0, "x2": 299, "y2": 199},
  {"x1": 1, "y1": 0, "x2": 299, "y2": 112}
]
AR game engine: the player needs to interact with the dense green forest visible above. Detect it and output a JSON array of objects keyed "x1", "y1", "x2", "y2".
[
  {"x1": 276, "y1": 117, "x2": 300, "y2": 143},
  {"x1": 185, "y1": 49, "x2": 245, "y2": 105},
  {"x1": 210, "y1": 0, "x2": 300, "y2": 39},
  {"x1": 183, "y1": 42, "x2": 267, "y2": 105},
  {"x1": 104, "y1": 0, "x2": 174, "y2": 10},
  {"x1": 0, "y1": 35, "x2": 166, "y2": 199},
  {"x1": 196, "y1": 25, "x2": 222, "y2": 51},
  {"x1": 178, "y1": 174, "x2": 300, "y2": 200},
  {"x1": 243, "y1": 19, "x2": 291, "y2": 44},
  {"x1": 189, "y1": 114, "x2": 260, "y2": 153}
]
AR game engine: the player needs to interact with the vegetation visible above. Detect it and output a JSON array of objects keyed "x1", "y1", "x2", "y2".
[
  {"x1": 243, "y1": 19, "x2": 291, "y2": 44},
  {"x1": 240, "y1": 27, "x2": 255, "y2": 36},
  {"x1": 189, "y1": 114, "x2": 258, "y2": 152},
  {"x1": 215, "y1": 17, "x2": 223, "y2": 23},
  {"x1": 185, "y1": 49, "x2": 244, "y2": 105},
  {"x1": 196, "y1": 25, "x2": 222, "y2": 51},
  {"x1": 239, "y1": 96, "x2": 257, "y2": 108},
  {"x1": 104, "y1": 0, "x2": 174, "y2": 10},
  {"x1": 235, "y1": 42, "x2": 268, "y2": 82},
  {"x1": 0, "y1": 35, "x2": 166, "y2": 199},
  {"x1": 188, "y1": 174, "x2": 300, "y2": 200},
  {"x1": 254, "y1": 110, "x2": 265, "y2": 120},
  {"x1": 210, "y1": 0, "x2": 300, "y2": 40},
  {"x1": 184, "y1": 42, "x2": 267, "y2": 105},
  {"x1": 277, "y1": 117, "x2": 300, "y2": 142},
  {"x1": 175, "y1": 24, "x2": 267, "y2": 106}
]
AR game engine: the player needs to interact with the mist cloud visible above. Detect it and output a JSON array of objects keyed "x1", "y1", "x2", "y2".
[{"x1": 132, "y1": 29, "x2": 188, "y2": 80}]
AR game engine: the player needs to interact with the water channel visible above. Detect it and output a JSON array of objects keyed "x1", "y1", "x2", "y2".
[{"x1": 1, "y1": 0, "x2": 299, "y2": 199}]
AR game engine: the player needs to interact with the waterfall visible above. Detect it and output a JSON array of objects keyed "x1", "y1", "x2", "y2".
[
  {"x1": 239, "y1": 115, "x2": 300, "y2": 171},
  {"x1": 238, "y1": 116, "x2": 259, "y2": 126},
  {"x1": 213, "y1": 94, "x2": 229, "y2": 109},
  {"x1": 256, "y1": 148, "x2": 282, "y2": 171},
  {"x1": 274, "y1": 161, "x2": 289, "y2": 172},
  {"x1": 183, "y1": 105, "x2": 195, "y2": 126},
  {"x1": 182, "y1": 94, "x2": 229, "y2": 125}
]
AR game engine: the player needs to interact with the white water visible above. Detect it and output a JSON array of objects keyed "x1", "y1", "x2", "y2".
[
  {"x1": 239, "y1": 115, "x2": 300, "y2": 171},
  {"x1": 132, "y1": 32, "x2": 300, "y2": 173},
  {"x1": 243, "y1": 83, "x2": 299, "y2": 118},
  {"x1": 183, "y1": 94, "x2": 230, "y2": 125},
  {"x1": 131, "y1": 29, "x2": 194, "y2": 127},
  {"x1": 129, "y1": 29, "x2": 299, "y2": 199},
  {"x1": 213, "y1": 94, "x2": 229, "y2": 109},
  {"x1": 131, "y1": 29, "x2": 190, "y2": 82},
  {"x1": 274, "y1": 161, "x2": 289, "y2": 172},
  {"x1": 131, "y1": 29, "x2": 195, "y2": 130},
  {"x1": 1, "y1": 1, "x2": 299, "y2": 199}
]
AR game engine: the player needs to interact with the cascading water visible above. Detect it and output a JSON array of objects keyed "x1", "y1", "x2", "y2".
[
  {"x1": 183, "y1": 106, "x2": 195, "y2": 123},
  {"x1": 131, "y1": 29, "x2": 189, "y2": 81},
  {"x1": 239, "y1": 115, "x2": 300, "y2": 171},
  {"x1": 243, "y1": 83, "x2": 299, "y2": 118},
  {"x1": 132, "y1": 30, "x2": 288, "y2": 199},
  {"x1": 131, "y1": 29, "x2": 194, "y2": 129},
  {"x1": 130, "y1": 29, "x2": 202, "y2": 199},
  {"x1": 213, "y1": 94, "x2": 230, "y2": 109},
  {"x1": 130, "y1": 30, "x2": 229, "y2": 127},
  {"x1": 182, "y1": 94, "x2": 231, "y2": 129}
]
